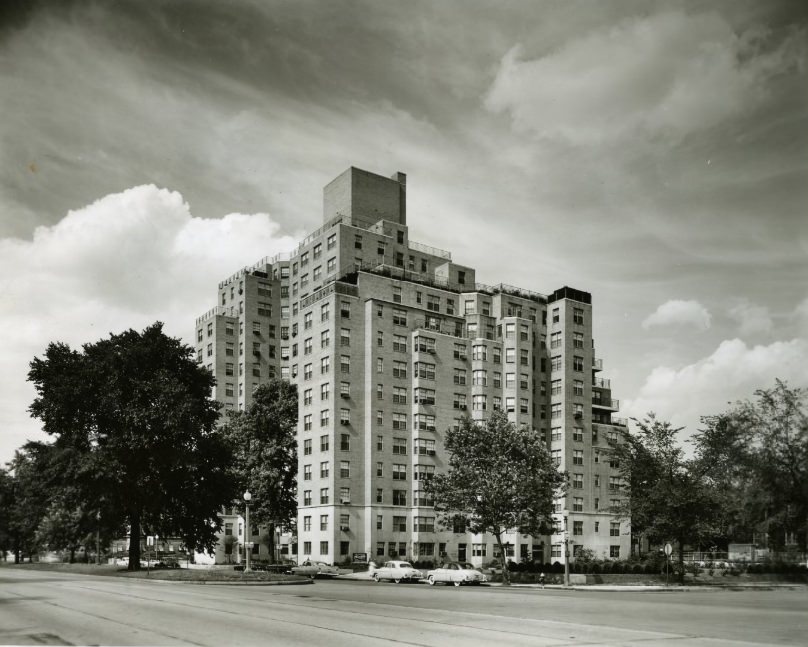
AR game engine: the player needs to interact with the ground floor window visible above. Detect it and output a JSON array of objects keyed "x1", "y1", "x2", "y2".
[
  {"x1": 340, "y1": 541, "x2": 349, "y2": 555},
  {"x1": 610, "y1": 545, "x2": 621, "y2": 558},
  {"x1": 472, "y1": 543, "x2": 487, "y2": 557},
  {"x1": 320, "y1": 541, "x2": 328, "y2": 555},
  {"x1": 551, "y1": 544, "x2": 561, "y2": 558},
  {"x1": 418, "y1": 543, "x2": 434, "y2": 556},
  {"x1": 303, "y1": 542, "x2": 311, "y2": 556}
]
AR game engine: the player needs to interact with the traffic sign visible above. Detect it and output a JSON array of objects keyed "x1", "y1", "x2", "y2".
[{"x1": 664, "y1": 543, "x2": 672, "y2": 556}]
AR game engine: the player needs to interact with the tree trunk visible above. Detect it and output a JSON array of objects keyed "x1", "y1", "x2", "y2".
[
  {"x1": 493, "y1": 532, "x2": 510, "y2": 585},
  {"x1": 128, "y1": 510, "x2": 141, "y2": 571},
  {"x1": 267, "y1": 522, "x2": 276, "y2": 564},
  {"x1": 677, "y1": 539, "x2": 685, "y2": 585},
  {"x1": 69, "y1": 547, "x2": 75, "y2": 564}
]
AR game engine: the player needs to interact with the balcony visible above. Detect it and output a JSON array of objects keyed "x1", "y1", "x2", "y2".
[
  {"x1": 593, "y1": 377, "x2": 611, "y2": 389},
  {"x1": 593, "y1": 397, "x2": 619, "y2": 411},
  {"x1": 593, "y1": 358, "x2": 603, "y2": 372}
]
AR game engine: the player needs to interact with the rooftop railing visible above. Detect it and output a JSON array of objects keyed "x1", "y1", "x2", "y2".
[
  {"x1": 195, "y1": 306, "x2": 236, "y2": 326},
  {"x1": 408, "y1": 239, "x2": 451, "y2": 260}
]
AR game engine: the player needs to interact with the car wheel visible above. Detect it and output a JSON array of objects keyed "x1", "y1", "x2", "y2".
[
  {"x1": 427, "y1": 576, "x2": 435, "y2": 586},
  {"x1": 373, "y1": 573, "x2": 380, "y2": 582},
  {"x1": 394, "y1": 578, "x2": 401, "y2": 584},
  {"x1": 309, "y1": 574, "x2": 315, "y2": 580},
  {"x1": 454, "y1": 580, "x2": 461, "y2": 587}
]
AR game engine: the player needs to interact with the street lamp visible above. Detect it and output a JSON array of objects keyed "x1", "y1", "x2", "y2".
[
  {"x1": 96, "y1": 511, "x2": 101, "y2": 566},
  {"x1": 243, "y1": 491, "x2": 252, "y2": 573},
  {"x1": 563, "y1": 512, "x2": 570, "y2": 588}
]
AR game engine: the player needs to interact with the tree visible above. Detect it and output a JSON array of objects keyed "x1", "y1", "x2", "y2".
[
  {"x1": 696, "y1": 380, "x2": 808, "y2": 551},
  {"x1": 28, "y1": 322, "x2": 236, "y2": 570},
  {"x1": 220, "y1": 379, "x2": 297, "y2": 563},
  {"x1": 609, "y1": 414, "x2": 722, "y2": 583},
  {"x1": 425, "y1": 411, "x2": 566, "y2": 585}
]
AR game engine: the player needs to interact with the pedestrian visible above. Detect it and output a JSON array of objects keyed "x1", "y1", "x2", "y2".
[{"x1": 539, "y1": 572, "x2": 546, "y2": 589}]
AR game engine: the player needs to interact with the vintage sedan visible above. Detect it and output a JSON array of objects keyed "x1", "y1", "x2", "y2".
[
  {"x1": 426, "y1": 562, "x2": 487, "y2": 586},
  {"x1": 373, "y1": 560, "x2": 423, "y2": 583},
  {"x1": 290, "y1": 561, "x2": 340, "y2": 578}
]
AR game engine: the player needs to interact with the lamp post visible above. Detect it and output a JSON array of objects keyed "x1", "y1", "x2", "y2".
[
  {"x1": 243, "y1": 491, "x2": 252, "y2": 573},
  {"x1": 563, "y1": 512, "x2": 570, "y2": 588},
  {"x1": 96, "y1": 511, "x2": 101, "y2": 566}
]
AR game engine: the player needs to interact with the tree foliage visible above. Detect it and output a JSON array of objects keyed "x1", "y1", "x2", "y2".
[
  {"x1": 609, "y1": 414, "x2": 722, "y2": 582},
  {"x1": 28, "y1": 322, "x2": 236, "y2": 569},
  {"x1": 220, "y1": 379, "x2": 298, "y2": 563},
  {"x1": 426, "y1": 411, "x2": 566, "y2": 584},
  {"x1": 695, "y1": 380, "x2": 808, "y2": 550}
]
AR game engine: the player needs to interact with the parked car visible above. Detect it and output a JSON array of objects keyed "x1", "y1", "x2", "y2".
[
  {"x1": 373, "y1": 560, "x2": 423, "y2": 583},
  {"x1": 426, "y1": 562, "x2": 487, "y2": 586},
  {"x1": 290, "y1": 561, "x2": 340, "y2": 578}
]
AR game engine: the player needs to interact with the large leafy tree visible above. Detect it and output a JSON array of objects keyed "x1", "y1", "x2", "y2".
[
  {"x1": 426, "y1": 411, "x2": 566, "y2": 585},
  {"x1": 695, "y1": 380, "x2": 808, "y2": 551},
  {"x1": 609, "y1": 414, "x2": 722, "y2": 582},
  {"x1": 28, "y1": 322, "x2": 236, "y2": 569},
  {"x1": 220, "y1": 379, "x2": 297, "y2": 563}
]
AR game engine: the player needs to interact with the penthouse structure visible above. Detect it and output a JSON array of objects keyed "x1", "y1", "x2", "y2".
[{"x1": 194, "y1": 167, "x2": 630, "y2": 566}]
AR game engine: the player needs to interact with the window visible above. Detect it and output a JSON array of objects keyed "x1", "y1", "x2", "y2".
[
  {"x1": 610, "y1": 545, "x2": 621, "y2": 558},
  {"x1": 414, "y1": 414, "x2": 436, "y2": 431},
  {"x1": 505, "y1": 397, "x2": 515, "y2": 412},
  {"x1": 426, "y1": 295, "x2": 440, "y2": 312},
  {"x1": 573, "y1": 521, "x2": 583, "y2": 536},
  {"x1": 573, "y1": 332, "x2": 584, "y2": 348},
  {"x1": 393, "y1": 490, "x2": 407, "y2": 506},
  {"x1": 393, "y1": 516, "x2": 407, "y2": 532},
  {"x1": 573, "y1": 497, "x2": 583, "y2": 512},
  {"x1": 573, "y1": 427, "x2": 584, "y2": 442},
  {"x1": 573, "y1": 380, "x2": 584, "y2": 396},
  {"x1": 320, "y1": 488, "x2": 329, "y2": 504},
  {"x1": 414, "y1": 464, "x2": 435, "y2": 481},
  {"x1": 376, "y1": 435, "x2": 383, "y2": 451},
  {"x1": 319, "y1": 461, "x2": 330, "y2": 478},
  {"x1": 520, "y1": 398, "x2": 528, "y2": 413},
  {"x1": 520, "y1": 349, "x2": 529, "y2": 366},
  {"x1": 225, "y1": 383, "x2": 234, "y2": 397},
  {"x1": 551, "y1": 427, "x2": 562, "y2": 441},
  {"x1": 303, "y1": 414, "x2": 312, "y2": 431},
  {"x1": 320, "y1": 409, "x2": 330, "y2": 427},
  {"x1": 376, "y1": 357, "x2": 384, "y2": 374},
  {"x1": 472, "y1": 544, "x2": 487, "y2": 557},
  {"x1": 339, "y1": 486, "x2": 350, "y2": 503},
  {"x1": 376, "y1": 410, "x2": 383, "y2": 426},
  {"x1": 453, "y1": 343, "x2": 467, "y2": 360},
  {"x1": 414, "y1": 489, "x2": 435, "y2": 507},
  {"x1": 303, "y1": 490, "x2": 312, "y2": 506},
  {"x1": 453, "y1": 368, "x2": 466, "y2": 385},
  {"x1": 376, "y1": 489, "x2": 383, "y2": 503},
  {"x1": 392, "y1": 308, "x2": 407, "y2": 326},
  {"x1": 573, "y1": 356, "x2": 584, "y2": 372},
  {"x1": 303, "y1": 516, "x2": 311, "y2": 531},
  {"x1": 320, "y1": 435, "x2": 329, "y2": 451},
  {"x1": 392, "y1": 412, "x2": 407, "y2": 431},
  {"x1": 472, "y1": 394, "x2": 487, "y2": 411},
  {"x1": 393, "y1": 334, "x2": 407, "y2": 352},
  {"x1": 472, "y1": 370, "x2": 487, "y2": 386},
  {"x1": 414, "y1": 517, "x2": 435, "y2": 532},
  {"x1": 392, "y1": 437, "x2": 407, "y2": 455},
  {"x1": 225, "y1": 342, "x2": 235, "y2": 357},
  {"x1": 340, "y1": 434, "x2": 350, "y2": 451},
  {"x1": 303, "y1": 338, "x2": 313, "y2": 355},
  {"x1": 327, "y1": 233, "x2": 336, "y2": 250},
  {"x1": 303, "y1": 439, "x2": 312, "y2": 455},
  {"x1": 414, "y1": 362, "x2": 436, "y2": 380},
  {"x1": 574, "y1": 308, "x2": 584, "y2": 325},
  {"x1": 492, "y1": 347, "x2": 501, "y2": 364},
  {"x1": 610, "y1": 522, "x2": 620, "y2": 537},
  {"x1": 573, "y1": 449, "x2": 584, "y2": 465},
  {"x1": 551, "y1": 403, "x2": 561, "y2": 419},
  {"x1": 551, "y1": 449, "x2": 561, "y2": 466},
  {"x1": 552, "y1": 308, "x2": 560, "y2": 324},
  {"x1": 415, "y1": 438, "x2": 436, "y2": 455},
  {"x1": 393, "y1": 361, "x2": 407, "y2": 379},
  {"x1": 551, "y1": 355, "x2": 562, "y2": 372},
  {"x1": 573, "y1": 473, "x2": 583, "y2": 488},
  {"x1": 376, "y1": 384, "x2": 383, "y2": 400},
  {"x1": 393, "y1": 386, "x2": 408, "y2": 404},
  {"x1": 573, "y1": 403, "x2": 584, "y2": 418},
  {"x1": 505, "y1": 348, "x2": 515, "y2": 363},
  {"x1": 609, "y1": 476, "x2": 621, "y2": 490}
]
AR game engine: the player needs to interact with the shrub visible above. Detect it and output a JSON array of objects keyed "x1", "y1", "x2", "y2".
[
  {"x1": 590, "y1": 562, "x2": 601, "y2": 574},
  {"x1": 633, "y1": 563, "x2": 645, "y2": 575},
  {"x1": 601, "y1": 561, "x2": 613, "y2": 574},
  {"x1": 550, "y1": 561, "x2": 564, "y2": 574}
]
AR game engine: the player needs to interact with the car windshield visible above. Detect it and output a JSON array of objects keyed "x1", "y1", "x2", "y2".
[
  {"x1": 398, "y1": 562, "x2": 413, "y2": 568},
  {"x1": 461, "y1": 563, "x2": 476, "y2": 570}
]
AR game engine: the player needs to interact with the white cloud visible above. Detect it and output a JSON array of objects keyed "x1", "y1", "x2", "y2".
[
  {"x1": 642, "y1": 299, "x2": 711, "y2": 331},
  {"x1": 0, "y1": 185, "x2": 298, "y2": 464},
  {"x1": 623, "y1": 338, "x2": 808, "y2": 439},
  {"x1": 485, "y1": 11, "x2": 805, "y2": 144},
  {"x1": 727, "y1": 298, "x2": 773, "y2": 337}
]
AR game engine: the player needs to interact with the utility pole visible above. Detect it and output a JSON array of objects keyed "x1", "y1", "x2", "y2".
[{"x1": 96, "y1": 511, "x2": 101, "y2": 565}]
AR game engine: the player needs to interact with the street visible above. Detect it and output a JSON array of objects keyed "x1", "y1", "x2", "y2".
[{"x1": 0, "y1": 568, "x2": 805, "y2": 646}]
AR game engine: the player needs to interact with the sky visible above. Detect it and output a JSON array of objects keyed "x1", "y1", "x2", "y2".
[{"x1": 1, "y1": 0, "x2": 807, "y2": 465}]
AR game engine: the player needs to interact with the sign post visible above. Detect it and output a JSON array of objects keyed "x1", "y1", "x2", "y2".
[
  {"x1": 146, "y1": 535, "x2": 154, "y2": 576},
  {"x1": 664, "y1": 543, "x2": 673, "y2": 587}
]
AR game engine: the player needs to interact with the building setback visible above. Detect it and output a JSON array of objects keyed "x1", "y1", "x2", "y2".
[{"x1": 194, "y1": 167, "x2": 630, "y2": 566}]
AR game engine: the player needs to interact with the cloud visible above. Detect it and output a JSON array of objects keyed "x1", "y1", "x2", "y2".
[
  {"x1": 727, "y1": 299, "x2": 773, "y2": 337},
  {"x1": 623, "y1": 338, "x2": 808, "y2": 438},
  {"x1": 485, "y1": 11, "x2": 806, "y2": 144},
  {"x1": 795, "y1": 297, "x2": 808, "y2": 333},
  {"x1": 642, "y1": 299, "x2": 711, "y2": 331},
  {"x1": 0, "y1": 185, "x2": 297, "y2": 464}
]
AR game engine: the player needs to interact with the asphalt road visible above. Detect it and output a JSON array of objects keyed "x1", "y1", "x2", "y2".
[{"x1": 0, "y1": 568, "x2": 805, "y2": 646}]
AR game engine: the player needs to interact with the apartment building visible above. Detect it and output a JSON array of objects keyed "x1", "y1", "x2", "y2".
[{"x1": 194, "y1": 167, "x2": 630, "y2": 566}]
